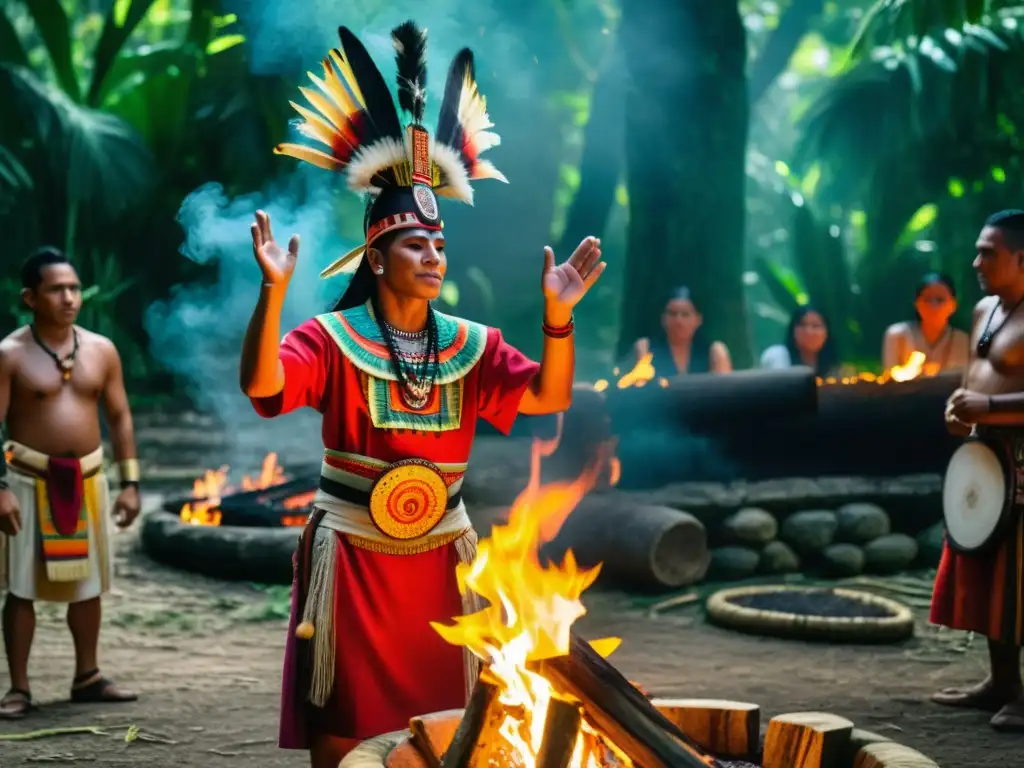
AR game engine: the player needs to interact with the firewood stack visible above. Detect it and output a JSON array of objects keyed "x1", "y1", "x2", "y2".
[{"x1": 423, "y1": 633, "x2": 725, "y2": 768}]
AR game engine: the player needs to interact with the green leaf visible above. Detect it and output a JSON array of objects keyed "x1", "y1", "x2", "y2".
[
  {"x1": 88, "y1": 0, "x2": 161, "y2": 107},
  {"x1": 21, "y1": 0, "x2": 79, "y2": 101},
  {"x1": 0, "y1": 64, "x2": 155, "y2": 222},
  {"x1": 752, "y1": 256, "x2": 805, "y2": 315},
  {"x1": 206, "y1": 34, "x2": 246, "y2": 55},
  {"x1": 0, "y1": 8, "x2": 28, "y2": 68}
]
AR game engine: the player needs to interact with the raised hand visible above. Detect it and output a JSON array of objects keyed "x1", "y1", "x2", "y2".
[
  {"x1": 251, "y1": 210, "x2": 300, "y2": 288},
  {"x1": 541, "y1": 236, "x2": 606, "y2": 312}
]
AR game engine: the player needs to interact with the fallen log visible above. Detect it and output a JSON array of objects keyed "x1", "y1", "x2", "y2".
[
  {"x1": 543, "y1": 496, "x2": 710, "y2": 589},
  {"x1": 534, "y1": 633, "x2": 722, "y2": 768}
]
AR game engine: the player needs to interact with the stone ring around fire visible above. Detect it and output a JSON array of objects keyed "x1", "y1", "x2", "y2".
[
  {"x1": 705, "y1": 584, "x2": 915, "y2": 644},
  {"x1": 369, "y1": 459, "x2": 449, "y2": 540}
]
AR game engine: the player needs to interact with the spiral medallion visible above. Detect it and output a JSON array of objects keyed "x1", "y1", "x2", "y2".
[{"x1": 369, "y1": 460, "x2": 448, "y2": 540}]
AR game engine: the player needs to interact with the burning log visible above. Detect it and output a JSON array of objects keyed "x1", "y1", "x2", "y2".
[
  {"x1": 535, "y1": 698, "x2": 583, "y2": 768},
  {"x1": 543, "y1": 496, "x2": 710, "y2": 589},
  {"x1": 440, "y1": 680, "x2": 502, "y2": 767},
  {"x1": 533, "y1": 633, "x2": 721, "y2": 768},
  {"x1": 652, "y1": 698, "x2": 760, "y2": 760}
]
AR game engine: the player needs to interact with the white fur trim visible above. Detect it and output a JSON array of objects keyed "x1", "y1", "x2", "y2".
[
  {"x1": 429, "y1": 140, "x2": 473, "y2": 204},
  {"x1": 346, "y1": 138, "x2": 407, "y2": 193}
]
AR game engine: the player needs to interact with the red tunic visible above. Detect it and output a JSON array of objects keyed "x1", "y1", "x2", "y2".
[{"x1": 250, "y1": 308, "x2": 539, "y2": 747}]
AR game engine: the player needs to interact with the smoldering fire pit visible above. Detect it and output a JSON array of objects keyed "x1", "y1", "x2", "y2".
[{"x1": 140, "y1": 453, "x2": 319, "y2": 583}]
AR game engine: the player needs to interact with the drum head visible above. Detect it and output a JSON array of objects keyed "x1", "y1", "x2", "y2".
[{"x1": 943, "y1": 441, "x2": 1007, "y2": 552}]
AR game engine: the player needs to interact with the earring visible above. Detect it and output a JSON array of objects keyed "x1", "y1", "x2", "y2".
[{"x1": 374, "y1": 265, "x2": 384, "y2": 275}]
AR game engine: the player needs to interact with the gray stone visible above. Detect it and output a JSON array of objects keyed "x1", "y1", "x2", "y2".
[
  {"x1": 836, "y1": 503, "x2": 890, "y2": 543},
  {"x1": 758, "y1": 540, "x2": 800, "y2": 574},
  {"x1": 916, "y1": 522, "x2": 945, "y2": 567},
  {"x1": 721, "y1": 507, "x2": 779, "y2": 546},
  {"x1": 779, "y1": 509, "x2": 838, "y2": 555},
  {"x1": 863, "y1": 533, "x2": 919, "y2": 574},
  {"x1": 821, "y1": 543, "x2": 866, "y2": 577},
  {"x1": 708, "y1": 546, "x2": 761, "y2": 581}
]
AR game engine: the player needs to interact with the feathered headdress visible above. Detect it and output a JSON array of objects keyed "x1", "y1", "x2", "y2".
[{"x1": 274, "y1": 21, "x2": 507, "y2": 279}]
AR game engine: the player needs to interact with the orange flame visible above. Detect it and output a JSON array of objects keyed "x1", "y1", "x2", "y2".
[
  {"x1": 179, "y1": 453, "x2": 305, "y2": 527},
  {"x1": 432, "y1": 439, "x2": 620, "y2": 766},
  {"x1": 817, "y1": 350, "x2": 932, "y2": 386}
]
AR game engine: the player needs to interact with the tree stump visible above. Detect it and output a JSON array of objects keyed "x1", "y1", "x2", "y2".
[
  {"x1": 651, "y1": 698, "x2": 759, "y2": 759},
  {"x1": 762, "y1": 711, "x2": 853, "y2": 768}
]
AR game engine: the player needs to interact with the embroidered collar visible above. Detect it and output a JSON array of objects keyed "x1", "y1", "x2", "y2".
[{"x1": 316, "y1": 301, "x2": 487, "y2": 384}]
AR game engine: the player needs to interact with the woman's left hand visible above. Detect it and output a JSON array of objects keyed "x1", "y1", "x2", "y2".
[{"x1": 541, "y1": 236, "x2": 606, "y2": 313}]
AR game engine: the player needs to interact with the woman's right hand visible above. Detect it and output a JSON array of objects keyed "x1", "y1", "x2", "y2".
[{"x1": 251, "y1": 210, "x2": 299, "y2": 288}]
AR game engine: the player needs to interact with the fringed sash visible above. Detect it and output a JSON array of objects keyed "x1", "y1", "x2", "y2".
[{"x1": 294, "y1": 493, "x2": 481, "y2": 708}]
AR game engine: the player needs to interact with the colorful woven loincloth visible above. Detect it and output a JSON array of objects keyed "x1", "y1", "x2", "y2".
[{"x1": 4, "y1": 441, "x2": 103, "y2": 583}]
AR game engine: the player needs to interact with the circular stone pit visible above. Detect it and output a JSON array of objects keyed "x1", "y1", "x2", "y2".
[
  {"x1": 338, "y1": 699, "x2": 938, "y2": 767},
  {"x1": 705, "y1": 585, "x2": 915, "y2": 644},
  {"x1": 140, "y1": 509, "x2": 298, "y2": 584}
]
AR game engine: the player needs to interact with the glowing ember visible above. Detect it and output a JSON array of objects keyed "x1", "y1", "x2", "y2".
[
  {"x1": 179, "y1": 452, "x2": 305, "y2": 527},
  {"x1": 817, "y1": 350, "x2": 931, "y2": 386},
  {"x1": 433, "y1": 436, "x2": 622, "y2": 767}
]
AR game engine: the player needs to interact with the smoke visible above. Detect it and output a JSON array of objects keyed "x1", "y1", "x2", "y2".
[
  {"x1": 144, "y1": 169, "x2": 349, "y2": 468},
  {"x1": 226, "y1": 0, "x2": 537, "y2": 99}
]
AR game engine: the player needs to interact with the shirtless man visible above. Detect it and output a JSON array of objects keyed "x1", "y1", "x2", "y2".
[
  {"x1": 932, "y1": 210, "x2": 1024, "y2": 732},
  {"x1": 0, "y1": 247, "x2": 141, "y2": 719}
]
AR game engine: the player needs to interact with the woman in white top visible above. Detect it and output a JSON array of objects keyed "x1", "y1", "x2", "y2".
[
  {"x1": 881, "y1": 272, "x2": 970, "y2": 374},
  {"x1": 760, "y1": 304, "x2": 838, "y2": 376}
]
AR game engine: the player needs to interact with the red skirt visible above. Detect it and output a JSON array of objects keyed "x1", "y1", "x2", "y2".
[
  {"x1": 278, "y1": 534, "x2": 467, "y2": 748},
  {"x1": 930, "y1": 513, "x2": 1024, "y2": 645}
]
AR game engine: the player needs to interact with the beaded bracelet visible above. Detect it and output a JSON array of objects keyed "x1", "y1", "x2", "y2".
[{"x1": 542, "y1": 317, "x2": 575, "y2": 339}]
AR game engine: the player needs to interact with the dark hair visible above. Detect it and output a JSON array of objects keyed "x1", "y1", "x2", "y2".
[
  {"x1": 21, "y1": 247, "x2": 71, "y2": 290},
  {"x1": 658, "y1": 285, "x2": 711, "y2": 373},
  {"x1": 785, "y1": 304, "x2": 838, "y2": 376},
  {"x1": 985, "y1": 209, "x2": 1024, "y2": 252},
  {"x1": 329, "y1": 230, "x2": 400, "y2": 312},
  {"x1": 913, "y1": 272, "x2": 956, "y2": 322}
]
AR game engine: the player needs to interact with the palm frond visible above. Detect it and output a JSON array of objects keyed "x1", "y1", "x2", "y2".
[
  {"x1": 849, "y1": 0, "x2": 1018, "y2": 56},
  {"x1": 0, "y1": 64, "x2": 155, "y2": 222},
  {"x1": 0, "y1": 7, "x2": 28, "y2": 68},
  {"x1": 21, "y1": 0, "x2": 79, "y2": 100},
  {"x1": 88, "y1": 0, "x2": 162, "y2": 107},
  {"x1": 795, "y1": 22, "x2": 1022, "y2": 204}
]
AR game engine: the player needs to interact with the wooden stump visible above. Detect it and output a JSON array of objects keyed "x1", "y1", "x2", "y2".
[
  {"x1": 651, "y1": 698, "x2": 759, "y2": 760},
  {"x1": 853, "y1": 742, "x2": 939, "y2": 768},
  {"x1": 544, "y1": 496, "x2": 711, "y2": 589},
  {"x1": 409, "y1": 709, "x2": 464, "y2": 767},
  {"x1": 762, "y1": 711, "x2": 853, "y2": 768}
]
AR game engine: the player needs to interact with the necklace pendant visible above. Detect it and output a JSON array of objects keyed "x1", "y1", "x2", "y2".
[{"x1": 62, "y1": 369, "x2": 72, "y2": 381}]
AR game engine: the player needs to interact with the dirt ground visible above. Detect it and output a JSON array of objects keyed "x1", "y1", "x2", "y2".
[{"x1": 1, "y1": 502, "x2": 1021, "y2": 767}]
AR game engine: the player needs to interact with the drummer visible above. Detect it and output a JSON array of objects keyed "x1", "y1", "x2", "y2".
[{"x1": 934, "y1": 209, "x2": 1024, "y2": 732}]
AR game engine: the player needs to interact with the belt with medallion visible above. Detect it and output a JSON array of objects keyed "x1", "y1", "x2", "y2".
[{"x1": 316, "y1": 449, "x2": 467, "y2": 544}]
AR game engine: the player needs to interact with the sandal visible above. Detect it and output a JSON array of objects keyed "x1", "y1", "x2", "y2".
[
  {"x1": 70, "y1": 669, "x2": 138, "y2": 704},
  {"x1": 0, "y1": 688, "x2": 34, "y2": 719}
]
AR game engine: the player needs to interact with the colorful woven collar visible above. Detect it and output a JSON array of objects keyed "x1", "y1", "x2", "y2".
[{"x1": 316, "y1": 301, "x2": 487, "y2": 384}]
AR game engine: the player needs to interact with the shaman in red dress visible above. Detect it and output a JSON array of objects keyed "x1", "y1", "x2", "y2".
[{"x1": 249, "y1": 301, "x2": 539, "y2": 748}]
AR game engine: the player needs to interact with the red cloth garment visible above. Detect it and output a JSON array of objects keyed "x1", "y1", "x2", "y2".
[
  {"x1": 46, "y1": 456, "x2": 85, "y2": 536},
  {"x1": 253, "y1": 312, "x2": 539, "y2": 747},
  {"x1": 930, "y1": 513, "x2": 1024, "y2": 646}
]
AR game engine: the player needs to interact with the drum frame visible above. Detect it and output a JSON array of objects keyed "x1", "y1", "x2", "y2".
[{"x1": 943, "y1": 435, "x2": 1018, "y2": 556}]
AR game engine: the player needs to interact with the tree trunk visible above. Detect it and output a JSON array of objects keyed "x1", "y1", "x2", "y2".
[
  {"x1": 618, "y1": 1, "x2": 751, "y2": 364},
  {"x1": 556, "y1": 42, "x2": 627, "y2": 256}
]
